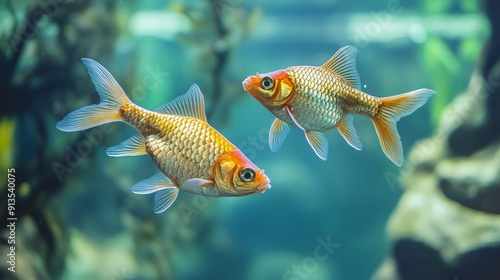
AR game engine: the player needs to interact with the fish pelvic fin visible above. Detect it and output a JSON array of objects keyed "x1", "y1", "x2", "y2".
[
  {"x1": 321, "y1": 45, "x2": 361, "y2": 90},
  {"x1": 154, "y1": 187, "x2": 179, "y2": 214},
  {"x1": 130, "y1": 172, "x2": 179, "y2": 214},
  {"x1": 269, "y1": 118, "x2": 290, "y2": 152},
  {"x1": 56, "y1": 58, "x2": 131, "y2": 132},
  {"x1": 372, "y1": 88, "x2": 436, "y2": 166}
]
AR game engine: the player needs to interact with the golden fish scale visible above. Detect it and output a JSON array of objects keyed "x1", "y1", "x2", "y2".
[
  {"x1": 283, "y1": 66, "x2": 381, "y2": 131},
  {"x1": 120, "y1": 104, "x2": 236, "y2": 185}
]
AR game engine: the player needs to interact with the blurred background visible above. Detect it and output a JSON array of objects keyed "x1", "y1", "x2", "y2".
[{"x1": 1, "y1": 0, "x2": 498, "y2": 279}]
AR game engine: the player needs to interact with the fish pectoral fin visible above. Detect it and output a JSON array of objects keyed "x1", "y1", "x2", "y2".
[
  {"x1": 106, "y1": 134, "x2": 147, "y2": 157},
  {"x1": 269, "y1": 118, "x2": 290, "y2": 152},
  {"x1": 131, "y1": 173, "x2": 176, "y2": 194},
  {"x1": 305, "y1": 131, "x2": 329, "y2": 161},
  {"x1": 321, "y1": 45, "x2": 361, "y2": 90},
  {"x1": 154, "y1": 187, "x2": 179, "y2": 214},
  {"x1": 285, "y1": 106, "x2": 305, "y2": 131},
  {"x1": 154, "y1": 84, "x2": 207, "y2": 122},
  {"x1": 337, "y1": 115, "x2": 362, "y2": 150},
  {"x1": 180, "y1": 178, "x2": 217, "y2": 196}
]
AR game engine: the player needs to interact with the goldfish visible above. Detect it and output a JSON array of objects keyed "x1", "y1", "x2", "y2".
[
  {"x1": 242, "y1": 45, "x2": 436, "y2": 166},
  {"x1": 57, "y1": 58, "x2": 270, "y2": 213}
]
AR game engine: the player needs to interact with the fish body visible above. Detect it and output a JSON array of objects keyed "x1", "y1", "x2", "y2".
[
  {"x1": 243, "y1": 45, "x2": 436, "y2": 166},
  {"x1": 269, "y1": 66, "x2": 381, "y2": 131},
  {"x1": 57, "y1": 59, "x2": 270, "y2": 213}
]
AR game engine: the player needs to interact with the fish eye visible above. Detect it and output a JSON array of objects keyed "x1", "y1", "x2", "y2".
[
  {"x1": 261, "y1": 76, "x2": 274, "y2": 90},
  {"x1": 240, "y1": 168, "x2": 256, "y2": 182}
]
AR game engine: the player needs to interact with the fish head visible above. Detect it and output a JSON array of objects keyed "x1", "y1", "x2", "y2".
[
  {"x1": 213, "y1": 150, "x2": 271, "y2": 196},
  {"x1": 242, "y1": 70, "x2": 295, "y2": 110}
]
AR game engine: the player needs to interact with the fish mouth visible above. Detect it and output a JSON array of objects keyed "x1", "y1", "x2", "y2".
[
  {"x1": 257, "y1": 177, "x2": 271, "y2": 193},
  {"x1": 242, "y1": 77, "x2": 253, "y2": 92}
]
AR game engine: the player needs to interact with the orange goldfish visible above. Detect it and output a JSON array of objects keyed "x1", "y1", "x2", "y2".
[
  {"x1": 242, "y1": 45, "x2": 435, "y2": 166},
  {"x1": 57, "y1": 58, "x2": 270, "y2": 213}
]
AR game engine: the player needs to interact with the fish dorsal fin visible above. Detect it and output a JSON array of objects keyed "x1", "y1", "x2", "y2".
[
  {"x1": 321, "y1": 45, "x2": 361, "y2": 90},
  {"x1": 155, "y1": 84, "x2": 207, "y2": 122}
]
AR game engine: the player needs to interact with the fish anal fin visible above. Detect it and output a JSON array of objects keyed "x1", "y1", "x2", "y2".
[
  {"x1": 155, "y1": 84, "x2": 207, "y2": 122},
  {"x1": 106, "y1": 134, "x2": 147, "y2": 157},
  {"x1": 305, "y1": 131, "x2": 329, "y2": 161},
  {"x1": 131, "y1": 172, "x2": 176, "y2": 194},
  {"x1": 373, "y1": 88, "x2": 436, "y2": 166},
  {"x1": 154, "y1": 187, "x2": 179, "y2": 214},
  {"x1": 337, "y1": 115, "x2": 362, "y2": 150},
  {"x1": 269, "y1": 118, "x2": 290, "y2": 152},
  {"x1": 321, "y1": 45, "x2": 361, "y2": 90}
]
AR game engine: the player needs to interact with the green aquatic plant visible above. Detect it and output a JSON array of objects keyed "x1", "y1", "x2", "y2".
[
  {"x1": 0, "y1": 118, "x2": 15, "y2": 184},
  {"x1": 418, "y1": 0, "x2": 489, "y2": 127},
  {"x1": 421, "y1": 36, "x2": 459, "y2": 126}
]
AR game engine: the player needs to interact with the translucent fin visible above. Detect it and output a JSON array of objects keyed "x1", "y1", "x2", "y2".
[
  {"x1": 337, "y1": 115, "x2": 362, "y2": 150},
  {"x1": 106, "y1": 134, "x2": 147, "y2": 157},
  {"x1": 285, "y1": 106, "x2": 305, "y2": 131},
  {"x1": 180, "y1": 178, "x2": 217, "y2": 196},
  {"x1": 153, "y1": 187, "x2": 179, "y2": 214},
  {"x1": 372, "y1": 88, "x2": 436, "y2": 166},
  {"x1": 305, "y1": 131, "x2": 329, "y2": 161},
  {"x1": 321, "y1": 45, "x2": 361, "y2": 90},
  {"x1": 269, "y1": 118, "x2": 290, "y2": 152},
  {"x1": 155, "y1": 84, "x2": 207, "y2": 122},
  {"x1": 131, "y1": 173, "x2": 176, "y2": 194},
  {"x1": 56, "y1": 58, "x2": 131, "y2": 132}
]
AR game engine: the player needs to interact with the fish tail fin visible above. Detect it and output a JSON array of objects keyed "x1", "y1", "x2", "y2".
[
  {"x1": 56, "y1": 58, "x2": 131, "y2": 132},
  {"x1": 371, "y1": 88, "x2": 436, "y2": 166}
]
